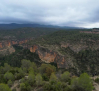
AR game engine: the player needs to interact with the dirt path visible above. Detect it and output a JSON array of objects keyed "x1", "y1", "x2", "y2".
[
  {"x1": 93, "y1": 82, "x2": 99, "y2": 91},
  {"x1": 11, "y1": 80, "x2": 19, "y2": 91},
  {"x1": 91, "y1": 76, "x2": 99, "y2": 91}
]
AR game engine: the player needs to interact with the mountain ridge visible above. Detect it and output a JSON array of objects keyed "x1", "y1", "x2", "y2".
[{"x1": 0, "y1": 23, "x2": 83, "y2": 29}]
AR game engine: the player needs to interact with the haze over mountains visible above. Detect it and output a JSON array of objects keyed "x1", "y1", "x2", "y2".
[{"x1": 0, "y1": 23, "x2": 83, "y2": 29}]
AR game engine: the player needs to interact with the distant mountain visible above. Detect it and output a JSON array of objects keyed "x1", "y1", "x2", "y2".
[
  {"x1": 0, "y1": 27, "x2": 59, "y2": 40},
  {"x1": 0, "y1": 23, "x2": 82, "y2": 29}
]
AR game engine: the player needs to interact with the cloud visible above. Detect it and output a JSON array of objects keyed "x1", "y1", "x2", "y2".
[{"x1": 0, "y1": 0, "x2": 99, "y2": 28}]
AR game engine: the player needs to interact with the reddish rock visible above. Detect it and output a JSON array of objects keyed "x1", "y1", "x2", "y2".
[
  {"x1": 28, "y1": 45, "x2": 70, "y2": 68},
  {"x1": 0, "y1": 43, "x2": 3, "y2": 48},
  {"x1": 8, "y1": 41, "x2": 11, "y2": 46},
  {"x1": 12, "y1": 41, "x2": 18, "y2": 45},
  {"x1": 32, "y1": 45, "x2": 38, "y2": 52},
  {"x1": 19, "y1": 41, "x2": 25, "y2": 45}
]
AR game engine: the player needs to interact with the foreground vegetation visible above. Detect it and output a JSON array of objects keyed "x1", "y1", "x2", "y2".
[{"x1": 0, "y1": 59, "x2": 93, "y2": 91}]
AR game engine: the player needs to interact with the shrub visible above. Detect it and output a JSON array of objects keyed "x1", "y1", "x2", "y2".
[
  {"x1": 61, "y1": 71, "x2": 70, "y2": 83},
  {"x1": 0, "y1": 83, "x2": 11, "y2": 91},
  {"x1": 95, "y1": 77, "x2": 99, "y2": 84},
  {"x1": 7, "y1": 80, "x2": 13, "y2": 87},
  {"x1": 35, "y1": 73, "x2": 43, "y2": 86},
  {"x1": 20, "y1": 83, "x2": 26, "y2": 91}
]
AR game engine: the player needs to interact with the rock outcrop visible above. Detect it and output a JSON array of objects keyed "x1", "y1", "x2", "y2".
[
  {"x1": 0, "y1": 39, "x2": 29, "y2": 49},
  {"x1": 0, "y1": 46, "x2": 15, "y2": 55},
  {"x1": 27, "y1": 45, "x2": 74, "y2": 69},
  {"x1": 0, "y1": 39, "x2": 30, "y2": 55}
]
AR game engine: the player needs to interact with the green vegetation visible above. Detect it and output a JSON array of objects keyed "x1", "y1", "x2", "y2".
[
  {"x1": 0, "y1": 83, "x2": 11, "y2": 91},
  {"x1": 71, "y1": 73, "x2": 93, "y2": 91},
  {"x1": 0, "y1": 29, "x2": 99, "y2": 90},
  {"x1": 0, "y1": 45, "x2": 41, "y2": 67},
  {"x1": 28, "y1": 30, "x2": 99, "y2": 76},
  {"x1": 29, "y1": 29, "x2": 99, "y2": 45},
  {"x1": 0, "y1": 60, "x2": 93, "y2": 91},
  {"x1": 76, "y1": 49, "x2": 99, "y2": 75},
  {"x1": 95, "y1": 78, "x2": 99, "y2": 84},
  {"x1": 0, "y1": 27, "x2": 58, "y2": 40}
]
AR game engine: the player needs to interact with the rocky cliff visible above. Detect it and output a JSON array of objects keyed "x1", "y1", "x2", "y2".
[
  {"x1": 0, "y1": 46, "x2": 15, "y2": 55},
  {"x1": 25, "y1": 39, "x2": 99, "y2": 69},
  {"x1": 0, "y1": 39, "x2": 29, "y2": 55},
  {"x1": 25, "y1": 45, "x2": 74, "y2": 69},
  {"x1": 0, "y1": 39, "x2": 29, "y2": 49}
]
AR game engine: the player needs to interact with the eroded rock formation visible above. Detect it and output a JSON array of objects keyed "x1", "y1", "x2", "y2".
[
  {"x1": 0, "y1": 46, "x2": 15, "y2": 55},
  {"x1": 28, "y1": 45, "x2": 74, "y2": 68},
  {"x1": 0, "y1": 39, "x2": 30, "y2": 55},
  {"x1": 0, "y1": 39, "x2": 29, "y2": 49}
]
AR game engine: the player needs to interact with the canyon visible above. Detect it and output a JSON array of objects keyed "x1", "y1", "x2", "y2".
[
  {"x1": 0, "y1": 39, "x2": 29, "y2": 49},
  {"x1": 23, "y1": 38, "x2": 99, "y2": 70},
  {"x1": 1, "y1": 30, "x2": 99, "y2": 70},
  {"x1": 22, "y1": 44, "x2": 75, "y2": 69}
]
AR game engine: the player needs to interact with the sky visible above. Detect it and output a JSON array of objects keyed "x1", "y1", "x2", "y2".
[{"x1": 0, "y1": 0, "x2": 99, "y2": 28}]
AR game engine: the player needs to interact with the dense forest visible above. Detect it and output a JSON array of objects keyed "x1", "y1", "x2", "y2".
[
  {"x1": 29, "y1": 29, "x2": 99, "y2": 45},
  {"x1": 0, "y1": 59, "x2": 94, "y2": 91},
  {"x1": 0, "y1": 45, "x2": 41, "y2": 67},
  {"x1": 0, "y1": 27, "x2": 59, "y2": 40}
]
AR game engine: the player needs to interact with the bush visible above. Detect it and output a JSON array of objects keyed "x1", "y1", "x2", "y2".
[
  {"x1": 95, "y1": 77, "x2": 99, "y2": 84},
  {"x1": 61, "y1": 71, "x2": 70, "y2": 83},
  {"x1": 35, "y1": 73, "x2": 43, "y2": 86},
  {"x1": 7, "y1": 80, "x2": 13, "y2": 87},
  {"x1": 28, "y1": 73, "x2": 35, "y2": 86},
  {"x1": 20, "y1": 83, "x2": 26, "y2": 91},
  {"x1": 0, "y1": 83, "x2": 11, "y2": 91},
  {"x1": 71, "y1": 73, "x2": 93, "y2": 91},
  {"x1": 4, "y1": 72, "x2": 14, "y2": 81},
  {"x1": 42, "y1": 74, "x2": 49, "y2": 81},
  {"x1": 50, "y1": 73, "x2": 57, "y2": 83},
  {"x1": 12, "y1": 88, "x2": 16, "y2": 91}
]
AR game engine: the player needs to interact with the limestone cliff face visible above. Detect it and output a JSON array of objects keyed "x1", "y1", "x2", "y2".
[
  {"x1": 0, "y1": 43, "x2": 3, "y2": 48},
  {"x1": 0, "y1": 41, "x2": 11, "y2": 49},
  {"x1": 60, "y1": 40, "x2": 99, "y2": 53},
  {"x1": 29, "y1": 45, "x2": 74, "y2": 69},
  {"x1": 0, "y1": 39, "x2": 29, "y2": 55},
  {"x1": 0, "y1": 46, "x2": 15, "y2": 55},
  {"x1": 0, "y1": 39, "x2": 29, "y2": 49}
]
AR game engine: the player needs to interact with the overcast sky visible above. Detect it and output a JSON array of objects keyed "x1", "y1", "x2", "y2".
[{"x1": 0, "y1": 0, "x2": 99, "y2": 28}]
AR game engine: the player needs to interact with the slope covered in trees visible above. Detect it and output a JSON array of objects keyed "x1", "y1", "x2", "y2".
[
  {"x1": 0, "y1": 28, "x2": 99, "y2": 91},
  {"x1": 28, "y1": 29, "x2": 99, "y2": 76},
  {"x1": 0, "y1": 27, "x2": 59, "y2": 40},
  {"x1": 29, "y1": 29, "x2": 99, "y2": 45},
  {"x1": 0, "y1": 45, "x2": 41, "y2": 67}
]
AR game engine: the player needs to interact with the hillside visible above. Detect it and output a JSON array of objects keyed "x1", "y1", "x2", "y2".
[
  {"x1": 0, "y1": 29, "x2": 99, "y2": 91},
  {"x1": 0, "y1": 23, "x2": 81, "y2": 29},
  {"x1": 28, "y1": 29, "x2": 99, "y2": 75},
  {"x1": 0, "y1": 27, "x2": 59, "y2": 55},
  {"x1": 0, "y1": 27, "x2": 59, "y2": 40}
]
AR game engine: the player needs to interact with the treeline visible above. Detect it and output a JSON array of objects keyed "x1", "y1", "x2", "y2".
[
  {"x1": 0, "y1": 59, "x2": 93, "y2": 91},
  {"x1": 29, "y1": 30, "x2": 99, "y2": 45},
  {"x1": 0, "y1": 27, "x2": 58, "y2": 40}
]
